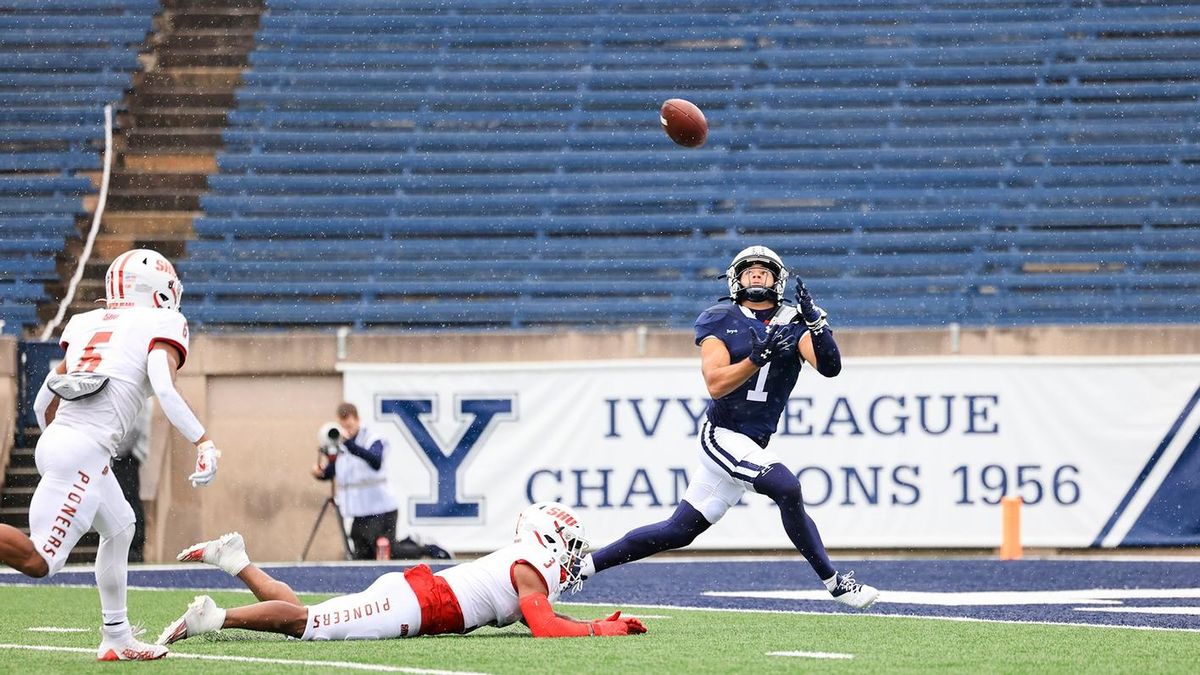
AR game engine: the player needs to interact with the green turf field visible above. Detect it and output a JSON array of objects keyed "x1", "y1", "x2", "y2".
[{"x1": 1, "y1": 586, "x2": 1197, "y2": 673}]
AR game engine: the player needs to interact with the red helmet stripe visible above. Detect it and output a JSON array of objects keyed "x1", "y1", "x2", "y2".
[{"x1": 114, "y1": 251, "x2": 136, "y2": 299}]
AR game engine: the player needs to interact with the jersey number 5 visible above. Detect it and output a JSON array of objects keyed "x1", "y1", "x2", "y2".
[
  {"x1": 73, "y1": 331, "x2": 113, "y2": 373},
  {"x1": 746, "y1": 362, "x2": 771, "y2": 402}
]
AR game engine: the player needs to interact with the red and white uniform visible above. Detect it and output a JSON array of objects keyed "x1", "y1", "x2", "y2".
[
  {"x1": 30, "y1": 307, "x2": 189, "y2": 576},
  {"x1": 301, "y1": 542, "x2": 562, "y2": 641},
  {"x1": 55, "y1": 307, "x2": 189, "y2": 454}
]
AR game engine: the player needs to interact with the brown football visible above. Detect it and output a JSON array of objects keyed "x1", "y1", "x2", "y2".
[{"x1": 659, "y1": 98, "x2": 708, "y2": 148}]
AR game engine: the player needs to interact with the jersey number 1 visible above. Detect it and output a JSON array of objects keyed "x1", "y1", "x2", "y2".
[
  {"x1": 746, "y1": 362, "x2": 771, "y2": 402},
  {"x1": 73, "y1": 331, "x2": 113, "y2": 373}
]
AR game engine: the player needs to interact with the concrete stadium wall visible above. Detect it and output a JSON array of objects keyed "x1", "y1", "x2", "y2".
[
  {"x1": 0, "y1": 340, "x2": 16, "y2": 493},
  {"x1": 5, "y1": 326, "x2": 1200, "y2": 562}
]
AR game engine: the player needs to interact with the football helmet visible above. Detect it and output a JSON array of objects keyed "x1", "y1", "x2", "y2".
[
  {"x1": 726, "y1": 245, "x2": 789, "y2": 303},
  {"x1": 104, "y1": 249, "x2": 183, "y2": 311},
  {"x1": 514, "y1": 502, "x2": 590, "y2": 593}
]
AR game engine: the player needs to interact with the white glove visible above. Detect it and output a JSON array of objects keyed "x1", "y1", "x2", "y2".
[{"x1": 188, "y1": 441, "x2": 221, "y2": 488}]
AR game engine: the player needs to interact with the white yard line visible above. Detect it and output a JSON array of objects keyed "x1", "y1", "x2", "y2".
[
  {"x1": 0, "y1": 643, "x2": 488, "y2": 674},
  {"x1": 705, "y1": 588, "x2": 1200, "y2": 606},
  {"x1": 27, "y1": 627, "x2": 90, "y2": 633},
  {"x1": 556, "y1": 601, "x2": 1200, "y2": 633},
  {"x1": 768, "y1": 651, "x2": 854, "y2": 660}
]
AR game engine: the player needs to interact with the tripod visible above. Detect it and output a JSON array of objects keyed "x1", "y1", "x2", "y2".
[{"x1": 301, "y1": 455, "x2": 355, "y2": 561}]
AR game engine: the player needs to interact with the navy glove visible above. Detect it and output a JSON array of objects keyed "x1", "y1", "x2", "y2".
[
  {"x1": 794, "y1": 279, "x2": 829, "y2": 333},
  {"x1": 749, "y1": 325, "x2": 799, "y2": 367}
]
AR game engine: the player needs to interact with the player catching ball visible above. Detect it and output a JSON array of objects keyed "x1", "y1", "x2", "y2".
[
  {"x1": 159, "y1": 502, "x2": 646, "y2": 644},
  {"x1": 578, "y1": 245, "x2": 879, "y2": 609},
  {"x1": 0, "y1": 249, "x2": 222, "y2": 660}
]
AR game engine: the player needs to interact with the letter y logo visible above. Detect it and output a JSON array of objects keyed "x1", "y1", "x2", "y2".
[{"x1": 380, "y1": 396, "x2": 515, "y2": 521}]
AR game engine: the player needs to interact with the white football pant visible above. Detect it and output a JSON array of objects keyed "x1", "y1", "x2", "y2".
[
  {"x1": 30, "y1": 424, "x2": 135, "y2": 577},
  {"x1": 302, "y1": 572, "x2": 422, "y2": 640}
]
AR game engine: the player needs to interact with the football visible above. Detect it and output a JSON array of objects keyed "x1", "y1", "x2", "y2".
[{"x1": 659, "y1": 98, "x2": 708, "y2": 148}]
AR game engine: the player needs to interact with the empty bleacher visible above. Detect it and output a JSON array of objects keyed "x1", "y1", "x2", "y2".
[
  {"x1": 187, "y1": 0, "x2": 1200, "y2": 329},
  {"x1": 0, "y1": 0, "x2": 153, "y2": 334}
]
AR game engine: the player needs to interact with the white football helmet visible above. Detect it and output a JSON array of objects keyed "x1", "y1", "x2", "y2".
[
  {"x1": 104, "y1": 249, "x2": 183, "y2": 311},
  {"x1": 514, "y1": 502, "x2": 590, "y2": 593},
  {"x1": 726, "y1": 245, "x2": 789, "y2": 303}
]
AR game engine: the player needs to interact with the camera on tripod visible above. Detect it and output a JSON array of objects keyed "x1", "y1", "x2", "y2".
[
  {"x1": 303, "y1": 421, "x2": 354, "y2": 561},
  {"x1": 318, "y1": 423, "x2": 342, "y2": 458}
]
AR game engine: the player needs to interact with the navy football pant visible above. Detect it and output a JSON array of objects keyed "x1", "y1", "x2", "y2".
[
  {"x1": 591, "y1": 463, "x2": 836, "y2": 581},
  {"x1": 752, "y1": 463, "x2": 836, "y2": 580}
]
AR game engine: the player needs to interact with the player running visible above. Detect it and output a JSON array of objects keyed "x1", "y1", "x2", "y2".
[
  {"x1": 0, "y1": 249, "x2": 222, "y2": 660},
  {"x1": 577, "y1": 245, "x2": 879, "y2": 609},
  {"x1": 158, "y1": 502, "x2": 646, "y2": 644}
]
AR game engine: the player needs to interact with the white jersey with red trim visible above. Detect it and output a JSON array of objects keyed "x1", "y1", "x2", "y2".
[
  {"x1": 53, "y1": 307, "x2": 190, "y2": 455},
  {"x1": 436, "y1": 542, "x2": 563, "y2": 631}
]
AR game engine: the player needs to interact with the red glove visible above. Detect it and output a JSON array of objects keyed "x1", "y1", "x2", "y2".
[{"x1": 591, "y1": 611, "x2": 647, "y2": 636}]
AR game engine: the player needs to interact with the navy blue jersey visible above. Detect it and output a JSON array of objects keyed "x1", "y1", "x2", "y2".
[{"x1": 693, "y1": 303, "x2": 801, "y2": 445}]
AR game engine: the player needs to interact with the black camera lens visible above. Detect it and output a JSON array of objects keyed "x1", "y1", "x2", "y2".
[{"x1": 326, "y1": 428, "x2": 341, "y2": 440}]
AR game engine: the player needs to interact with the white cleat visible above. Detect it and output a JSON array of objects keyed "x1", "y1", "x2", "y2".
[
  {"x1": 97, "y1": 632, "x2": 168, "y2": 661},
  {"x1": 829, "y1": 571, "x2": 880, "y2": 610},
  {"x1": 177, "y1": 531, "x2": 251, "y2": 576},
  {"x1": 157, "y1": 595, "x2": 226, "y2": 646}
]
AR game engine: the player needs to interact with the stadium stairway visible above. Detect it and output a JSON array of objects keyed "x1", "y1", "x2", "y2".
[
  {"x1": 0, "y1": 428, "x2": 98, "y2": 565},
  {"x1": 44, "y1": 0, "x2": 265, "y2": 320}
]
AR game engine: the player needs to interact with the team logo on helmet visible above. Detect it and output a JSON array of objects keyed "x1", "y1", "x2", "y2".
[
  {"x1": 726, "y1": 245, "x2": 789, "y2": 303},
  {"x1": 104, "y1": 249, "x2": 183, "y2": 311},
  {"x1": 514, "y1": 502, "x2": 590, "y2": 593}
]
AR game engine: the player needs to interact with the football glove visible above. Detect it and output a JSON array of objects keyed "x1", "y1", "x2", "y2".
[
  {"x1": 750, "y1": 324, "x2": 800, "y2": 366},
  {"x1": 188, "y1": 440, "x2": 221, "y2": 488},
  {"x1": 794, "y1": 279, "x2": 829, "y2": 333},
  {"x1": 591, "y1": 611, "x2": 647, "y2": 636}
]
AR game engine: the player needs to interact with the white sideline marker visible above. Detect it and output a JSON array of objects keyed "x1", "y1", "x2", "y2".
[
  {"x1": 769, "y1": 651, "x2": 854, "y2": 660},
  {"x1": 0, "y1": 644, "x2": 488, "y2": 674},
  {"x1": 1075, "y1": 606, "x2": 1200, "y2": 617}
]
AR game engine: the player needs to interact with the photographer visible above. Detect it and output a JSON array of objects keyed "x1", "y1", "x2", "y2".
[{"x1": 311, "y1": 403, "x2": 399, "y2": 560}]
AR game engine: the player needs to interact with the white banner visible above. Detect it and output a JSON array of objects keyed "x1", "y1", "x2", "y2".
[{"x1": 340, "y1": 357, "x2": 1200, "y2": 552}]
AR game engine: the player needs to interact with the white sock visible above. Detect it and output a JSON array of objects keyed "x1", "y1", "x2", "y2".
[
  {"x1": 101, "y1": 611, "x2": 130, "y2": 640},
  {"x1": 580, "y1": 554, "x2": 596, "y2": 579},
  {"x1": 823, "y1": 572, "x2": 839, "y2": 592},
  {"x1": 97, "y1": 522, "x2": 134, "y2": 639}
]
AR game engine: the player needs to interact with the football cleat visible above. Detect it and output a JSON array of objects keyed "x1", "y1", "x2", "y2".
[
  {"x1": 829, "y1": 571, "x2": 879, "y2": 610},
  {"x1": 97, "y1": 629, "x2": 168, "y2": 661},
  {"x1": 157, "y1": 595, "x2": 226, "y2": 645},
  {"x1": 177, "y1": 531, "x2": 251, "y2": 576}
]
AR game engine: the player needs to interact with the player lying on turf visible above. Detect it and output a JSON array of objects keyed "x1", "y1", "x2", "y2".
[{"x1": 158, "y1": 502, "x2": 646, "y2": 643}]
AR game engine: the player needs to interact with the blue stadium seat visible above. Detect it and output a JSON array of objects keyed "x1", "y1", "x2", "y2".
[
  {"x1": 0, "y1": 1, "x2": 151, "y2": 333},
  {"x1": 188, "y1": 0, "x2": 1200, "y2": 330}
]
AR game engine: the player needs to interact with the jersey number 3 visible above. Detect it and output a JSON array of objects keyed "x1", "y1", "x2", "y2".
[
  {"x1": 746, "y1": 362, "x2": 771, "y2": 402},
  {"x1": 73, "y1": 331, "x2": 113, "y2": 373}
]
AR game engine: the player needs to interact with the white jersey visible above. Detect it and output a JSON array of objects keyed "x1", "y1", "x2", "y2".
[
  {"x1": 53, "y1": 307, "x2": 190, "y2": 455},
  {"x1": 437, "y1": 542, "x2": 563, "y2": 631},
  {"x1": 334, "y1": 424, "x2": 398, "y2": 518}
]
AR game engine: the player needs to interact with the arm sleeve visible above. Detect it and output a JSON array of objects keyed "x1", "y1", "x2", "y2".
[
  {"x1": 342, "y1": 438, "x2": 384, "y2": 471},
  {"x1": 518, "y1": 593, "x2": 594, "y2": 638},
  {"x1": 33, "y1": 372, "x2": 55, "y2": 430},
  {"x1": 147, "y1": 348, "x2": 206, "y2": 443},
  {"x1": 808, "y1": 327, "x2": 842, "y2": 378}
]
